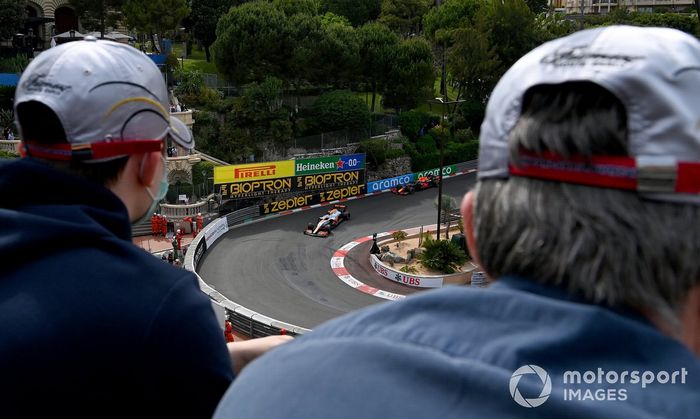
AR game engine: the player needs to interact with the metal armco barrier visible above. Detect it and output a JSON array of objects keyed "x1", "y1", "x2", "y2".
[{"x1": 184, "y1": 159, "x2": 478, "y2": 338}]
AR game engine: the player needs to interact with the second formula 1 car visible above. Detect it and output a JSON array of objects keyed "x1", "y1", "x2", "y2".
[
  {"x1": 304, "y1": 204, "x2": 350, "y2": 237},
  {"x1": 391, "y1": 174, "x2": 440, "y2": 195}
]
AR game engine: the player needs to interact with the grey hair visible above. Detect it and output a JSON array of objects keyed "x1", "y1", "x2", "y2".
[{"x1": 474, "y1": 82, "x2": 700, "y2": 326}]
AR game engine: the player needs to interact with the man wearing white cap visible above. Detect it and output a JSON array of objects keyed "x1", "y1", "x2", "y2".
[
  {"x1": 0, "y1": 37, "x2": 288, "y2": 418},
  {"x1": 213, "y1": 26, "x2": 700, "y2": 418}
]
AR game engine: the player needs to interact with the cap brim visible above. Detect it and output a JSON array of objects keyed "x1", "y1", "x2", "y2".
[{"x1": 169, "y1": 116, "x2": 194, "y2": 150}]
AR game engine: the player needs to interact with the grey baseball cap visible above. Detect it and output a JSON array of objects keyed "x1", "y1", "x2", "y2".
[
  {"x1": 479, "y1": 25, "x2": 700, "y2": 205},
  {"x1": 14, "y1": 37, "x2": 193, "y2": 161}
]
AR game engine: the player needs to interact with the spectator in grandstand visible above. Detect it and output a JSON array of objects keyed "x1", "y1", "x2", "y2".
[
  {"x1": 0, "y1": 38, "x2": 290, "y2": 418},
  {"x1": 213, "y1": 26, "x2": 700, "y2": 418}
]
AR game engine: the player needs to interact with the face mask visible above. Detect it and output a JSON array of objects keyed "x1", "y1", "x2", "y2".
[{"x1": 133, "y1": 157, "x2": 169, "y2": 226}]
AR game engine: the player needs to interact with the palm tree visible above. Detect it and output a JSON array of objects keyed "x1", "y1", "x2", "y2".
[{"x1": 434, "y1": 194, "x2": 458, "y2": 239}]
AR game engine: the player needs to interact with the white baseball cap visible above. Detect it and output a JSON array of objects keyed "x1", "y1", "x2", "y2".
[
  {"x1": 14, "y1": 37, "x2": 194, "y2": 161},
  {"x1": 479, "y1": 25, "x2": 700, "y2": 205}
]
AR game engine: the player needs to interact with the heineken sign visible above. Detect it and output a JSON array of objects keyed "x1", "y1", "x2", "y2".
[
  {"x1": 295, "y1": 160, "x2": 336, "y2": 173},
  {"x1": 295, "y1": 153, "x2": 365, "y2": 175}
]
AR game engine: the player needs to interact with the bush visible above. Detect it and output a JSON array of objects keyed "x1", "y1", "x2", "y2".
[
  {"x1": 166, "y1": 182, "x2": 194, "y2": 204},
  {"x1": 444, "y1": 139, "x2": 479, "y2": 165},
  {"x1": 398, "y1": 110, "x2": 433, "y2": 141},
  {"x1": 174, "y1": 68, "x2": 223, "y2": 108},
  {"x1": 410, "y1": 151, "x2": 440, "y2": 172},
  {"x1": 400, "y1": 265, "x2": 418, "y2": 274},
  {"x1": 416, "y1": 134, "x2": 437, "y2": 154},
  {"x1": 418, "y1": 236, "x2": 468, "y2": 274},
  {"x1": 455, "y1": 99, "x2": 486, "y2": 134},
  {"x1": 312, "y1": 90, "x2": 370, "y2": 132},
  {"x1": 358, "y1": 139, "x2": 388, "y2": 169},
  {"x1": 0, "y1": 55, "x2": 29, "y2": 73},
  {"x1": 0, "y1": 149, "x2": 18, "y2": 160},
  {"x1": 392, "y1": 230, "x2": 407, "y2": 247},
  {"x1": 385, "y1": 148, "x2": 406, "y2": 159},
  {"x1": 192, "y1": 161, "x2": 216, "y2": 192}
]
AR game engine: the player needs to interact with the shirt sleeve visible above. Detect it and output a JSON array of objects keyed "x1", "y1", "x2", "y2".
[{"x1": 142, "y1": 272, "x2": 235, "y2": 418}]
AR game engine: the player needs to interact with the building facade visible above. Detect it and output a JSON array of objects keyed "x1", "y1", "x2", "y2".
[
  {"x1": 24, "y1": 1, "x2": 79, "y2": 51},
  {"x1": 558, "y1": 0, "x2": 695, "y2": 14}
]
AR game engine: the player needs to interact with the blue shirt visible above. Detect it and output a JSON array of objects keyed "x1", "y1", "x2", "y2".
[
  {"x1": 0, "y1": 158, "x2": 234, "y2": 418},
  {"x1": 215, "y1": 276, "x2": 700, "y2": 418}
]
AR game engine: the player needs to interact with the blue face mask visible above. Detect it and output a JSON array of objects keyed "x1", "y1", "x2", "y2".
[{"x1": 133, "y1": 157, "x2": 169, "y2": 226}]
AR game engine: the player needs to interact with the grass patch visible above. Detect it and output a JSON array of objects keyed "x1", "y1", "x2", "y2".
[
  {"x1": 433, "y1": 77, "x2": 460, "y2": 100},
  {"x1": 356, "y1": 91, "x2": 385, "y2": 113},
  {"x1": 171, "y1": 43, "x2": 221, "y2": 75}
]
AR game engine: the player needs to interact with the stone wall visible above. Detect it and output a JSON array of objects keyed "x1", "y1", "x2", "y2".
[{"x1": 367, "y1": 156, "x2": 412, "y2": 181}]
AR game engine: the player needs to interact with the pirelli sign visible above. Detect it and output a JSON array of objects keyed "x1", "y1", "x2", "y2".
[
  {"x1": 219, "y1": 170, "x2": 366, "y2": 199},
  {"x1": 214, "y1": 160, "x2": 295, "y2": 184}
]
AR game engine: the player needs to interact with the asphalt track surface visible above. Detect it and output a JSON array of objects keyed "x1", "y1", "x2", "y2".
[{"x1": 198, "y1": 173, "x2": 477, "y2": 329}]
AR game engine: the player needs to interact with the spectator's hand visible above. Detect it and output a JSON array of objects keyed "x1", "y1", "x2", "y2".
[{"x1": 227, "y1": 335, "x2": 293, "y2": 374}]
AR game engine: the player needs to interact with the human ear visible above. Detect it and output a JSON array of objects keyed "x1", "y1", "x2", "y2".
[
  {"x1": 680, "y1": 285, "x2": 700, "y2": 356},
  {"x1": 137, "y1": 151, "x2": 162, "y2": 189},
  {"x1": 461, "y1": 190, "x2": 482, "y2": 268}
]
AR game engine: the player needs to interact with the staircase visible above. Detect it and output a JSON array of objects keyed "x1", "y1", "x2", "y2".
[{"x1": 131, "y1": 216, "x2": 153, "y2": 237}]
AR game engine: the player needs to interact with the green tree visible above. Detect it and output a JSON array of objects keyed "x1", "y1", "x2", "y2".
[
  {"x1": 123, "y1": 0, "x2": 190, "y2": 52},
  {"x1": 312, "y1": 90, "x2": 370, "y2": 132},
  {"x1": 379, "y1": 0, "x2": 432, "y2": 36},
  {"x1": 212, "y1": 2, "x2": 290, "y2": 83},
  {"x1": 0, "y1": 0, "x2": 26, "y2": 41},
  {"x1": 246, "y1": 76, "x2": 285, "y2": 114},
  {"x1": 274, "y1": 0, "x2": 321, "y2": 16},
  {"x1": 357, "y1": 23, "x2": 399, "y2": 112},
  {"x1": 434, "y1": 194, "x2": 458, "y2": 239},
  {"x1": 447, "y1": 26, "x2": 499, "y2": 102},
  {"x1": 285, "y1": 13, "x2": 326, "y2": 86},
  {"x1": 192, "y1": 161, "x2": 216, "y2": 196},
  {"x1": 213, "y1": 2, "x2": 362, "y2": 93},
  {"x1": 382, "y1": 37, "x2": 434, "y2": 112},
  {"x1": 190, "y1": 0, "x2": 232, "y2": 62},
  {"x1": 534, "y1": 11, "x2": 576, "y2": 44},
  {"x1": 476, "y1": 0, "x2": 537, "y2": 72},
  {"x1": 423, "y1": 0, "x2": 481, "y2": 37},
  {"x1": 423, "y1": 0, "x2": 483, "y2": 99},
  {"x1": 321, "y1": 0, "x2": 381, "y2": 26},
  {"x1": 317, "y1": 17, "x2": 360, "y2": 88},
  {"x1": 70, "y1": 0, "x2": 124, "y2": 35}
]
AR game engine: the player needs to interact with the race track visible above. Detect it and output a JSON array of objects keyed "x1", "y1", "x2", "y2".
[{"x1": 198, "y1": 173, "x2": 477, "y2": 329}]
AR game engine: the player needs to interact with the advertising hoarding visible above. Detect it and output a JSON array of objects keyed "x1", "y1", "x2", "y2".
[
  {"x1": 260, "y1": 184, "x2": 366, "y2": 214},
  {"x1": 214, "y1": 160, "x2": 295, "y2": 184},
  {"x1": 367, "y1": 173, "x2": 413, "y2": 193},
  {"x1": 415, "y1": 165, "x2": 457, "y2": 179},
  {"x1": 220, "y1": 170, "x2": 365, "y2": 199},
  {"x1": 214, "y1": 154, "x2": 366, "y2": 185},
  {"x1": 294, "y1": 153, "x2": 365, "y2": 175}
]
